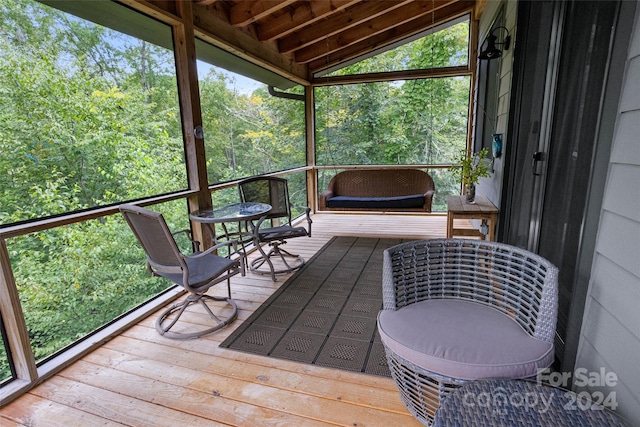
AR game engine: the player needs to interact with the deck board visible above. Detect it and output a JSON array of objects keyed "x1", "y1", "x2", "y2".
[{"x1": 1, "y1": 213, "x2": 447, "y2": 426}]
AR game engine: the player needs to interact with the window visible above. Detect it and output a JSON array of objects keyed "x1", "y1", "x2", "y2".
[
  {"x1": 5, "y1": 199, "x2": 189, "y2": 367},
  {"x1": 196, "y1": 42, "x2": 306, "y2": 185},
  {"x1": 313, "y1": 17, "x2": 471, "y2": 212},
  {"x1": 0, "y1": 0, "x2": 188, "y2": 376},
  {"x1": 315, "y1": 77, "x2": 470, "y2": 167},
  {"x1": 321, "y1": 17, "x2": 469, "y2": 76},
  {"x1": 1, "y1": 315, "x2": 16, "y2": 384},
  {"x1": 0, "y1": 0, "x2": 186, "y2": 226}
]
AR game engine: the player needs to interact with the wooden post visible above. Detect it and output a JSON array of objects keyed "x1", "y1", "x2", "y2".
[
  {"x1": 173, "y1": 0, "x2": 213, "y2": 247},
  {"x1": 0, "y1": 239, "x2": 38, "y2": 384},
  {"x1": 465, "y1": 12, "x2": 479, "y2": 195},
  {"x1": 305, "y1": 86, "x2": 317, "y2": 212}
]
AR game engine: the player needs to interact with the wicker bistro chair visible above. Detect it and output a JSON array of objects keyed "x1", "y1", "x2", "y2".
[
  {"x1": 120, "y1": 204, "x2": 244, "y2": 340},
  {"x1": 377, "y1": 239, "x2": 559, "y2": 426}
]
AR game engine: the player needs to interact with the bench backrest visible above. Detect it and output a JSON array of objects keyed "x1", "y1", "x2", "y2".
[{"x1": 328, "y1": 169, "x2": 434, "y2": 197}]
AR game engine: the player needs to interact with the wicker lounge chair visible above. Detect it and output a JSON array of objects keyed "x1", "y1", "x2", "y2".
[{"x1": 377, "y1": 239, "x2": 559, "y2": 426}]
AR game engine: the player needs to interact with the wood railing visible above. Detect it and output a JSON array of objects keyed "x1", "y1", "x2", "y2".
[
  {"x1": 0, "y1": 168, "x2": 311, "y2": 406},
  {"x1": 0, "y1": 164, "x2": 456, "y2": 406}
]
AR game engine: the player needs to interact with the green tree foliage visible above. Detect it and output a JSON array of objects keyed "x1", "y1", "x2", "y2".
[
  {"x1": 199, "y1": 69, "x2": 305, "y2": 183},
  {"x1": 315, "y1": 76, "x2": 470, "y2": 210},
  {"x1": 315, "y1": 20, "x2": 471, "y2": 210},
  {"x1": 0, "y1": 0, "x2": 307, "y2": 381},
  {"x1": 0, "y1": 0, "x2": 189, "y2": 380},
  {"x1": 0, "y1": 1, "x2": 186, "y2": 224}
]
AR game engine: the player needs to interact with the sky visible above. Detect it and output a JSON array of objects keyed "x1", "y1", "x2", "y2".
[{"x1": 196, "y1": 60, "x2": 264, "y2": 96}]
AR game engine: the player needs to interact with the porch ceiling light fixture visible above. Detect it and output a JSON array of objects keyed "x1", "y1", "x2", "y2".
[{"x1": 479, "y1": 26, "x2": 511, "y2": 60}]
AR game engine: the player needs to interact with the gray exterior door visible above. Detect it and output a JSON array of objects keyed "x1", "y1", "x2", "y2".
[{"x1": 500, "y1": 0, "x2": 623, "y2": 371}]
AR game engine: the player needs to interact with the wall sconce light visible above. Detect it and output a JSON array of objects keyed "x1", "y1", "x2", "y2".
[{"x1": 479, "y1": 26, "x2": 511, "y2": 60}]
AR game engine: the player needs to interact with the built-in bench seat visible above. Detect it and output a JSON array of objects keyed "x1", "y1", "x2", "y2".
[{"x1": 319, "y1": 169, "x2": 435, "y2": 212}]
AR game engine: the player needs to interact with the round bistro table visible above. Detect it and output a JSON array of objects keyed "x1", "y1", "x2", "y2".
[{"x1": 190, "y1": 202, "x2": 272, "y2": 266}]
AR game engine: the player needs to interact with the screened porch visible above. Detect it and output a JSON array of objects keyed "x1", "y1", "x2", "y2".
[{"x1": 2, "y1": 0, "x2": 639, "y2": 425}]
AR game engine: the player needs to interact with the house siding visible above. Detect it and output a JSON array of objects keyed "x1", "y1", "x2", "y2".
[
  {"x1": 476, "y1": 0, "x2": 517, "y2": 206},
  {"x1": 575, "y1": 6, "x2": 640, "y2": 425}
]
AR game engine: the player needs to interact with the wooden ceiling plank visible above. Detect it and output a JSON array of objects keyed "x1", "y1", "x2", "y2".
[
  {"x1": 278, "y1": 0, "x2": 413, "y2": 54},
  {"x1": 308, "y1": 2, "x2": 471, "y2": 72},
  {"x1": 294, "y1": 0, "x2": 457, "y2": 64},
  {"x1": 229, "y1": 0, "x2": 298, "y2": 27},
  {"x1": 192, "y1": 0, "x2": 231, "y2": 24},
  {"x1": 193, "y1": 0, "x2": 219, "y2": 6},
  {"x1": 256, "y1": 0, "x2": 361, "y2": 42},
  {"x1": 308, "y1": 1, "x2": 475, "y2": 73}
]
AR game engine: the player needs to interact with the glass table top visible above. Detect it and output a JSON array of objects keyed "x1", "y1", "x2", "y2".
[{"x1": 190, "y1": 202, "x2": 272, "y2": 223}]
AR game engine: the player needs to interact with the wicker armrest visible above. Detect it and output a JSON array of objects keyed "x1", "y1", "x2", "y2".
[
  {"x1": 319, "y1": 190, "x2": 333, "y2": 210},
  {"x1": 422, "y1": 190, "x2": 435, "y2": 211}
]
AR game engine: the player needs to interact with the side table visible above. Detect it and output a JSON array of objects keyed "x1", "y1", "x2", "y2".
[
  {"x1": 433, "y1": 379, "x2": 627, "y2": 426},
  {"x1": 446, "y1": 194, "x2": 498, "y2": 241}
]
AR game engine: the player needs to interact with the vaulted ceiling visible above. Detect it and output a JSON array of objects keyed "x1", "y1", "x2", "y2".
[{"x1": 188, "y1": 0, "x2": 478, "y2": 83}]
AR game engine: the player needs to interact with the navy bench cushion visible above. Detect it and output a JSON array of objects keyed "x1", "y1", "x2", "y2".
[{"x1": 326, "y1": 194, "x2": 425, "y2": 209}]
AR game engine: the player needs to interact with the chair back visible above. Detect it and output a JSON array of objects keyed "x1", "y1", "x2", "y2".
[
  {"x1": 120, "y1": 204, "x2": 185, "y2": 272},
  {"x1": 383, "y1": 239, "x2": 559, "y2": 343},
  {"x1": 238, "y1": 177, "x2": 292, "y2": 225}
]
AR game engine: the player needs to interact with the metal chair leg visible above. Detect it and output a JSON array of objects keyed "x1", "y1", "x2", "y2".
[{"x1": 249, "y1": 240, "x2": 305, "y2": 281}]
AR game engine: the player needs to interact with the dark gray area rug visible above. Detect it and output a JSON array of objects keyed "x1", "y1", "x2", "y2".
[{"x1": 220, "y1": 236, "x2": 406, "y2": 377}]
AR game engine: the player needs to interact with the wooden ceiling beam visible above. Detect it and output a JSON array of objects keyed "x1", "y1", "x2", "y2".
[
  {"x1": 192, "y1": 2, "x2": 309, "y2": 84},
  {"x1": 475, "y1": 0, "x2": 488, "y2": 18},
  {"x1": 229, "y1": 0, "x2": 297, "y2": 27},
  {"x1": 312, "y1": 65, "x2": 471, "y2": 86},
  {"x1": 117, "y1": 0, "x2": 180, "y2": 25},
  {"x1": 278, "y1": 0, "x2": 412, "y2": 54},
  {"x1": 308, "y1": 1, "x2": 474, "y2": 73},
  {"x1": 294, "y1": 0, "x2": 458, "y2": 64},
  {"x1": 256, "y1": 0, "x2": 361, "y2": 42}
]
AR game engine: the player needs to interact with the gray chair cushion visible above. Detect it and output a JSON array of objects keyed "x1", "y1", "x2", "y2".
[
  {"x1": 377, "y1": 299, "x2": 554, "y2": 380},
  {"x1": 157, "y1": 254, "x2": 236, "y2": 290}
]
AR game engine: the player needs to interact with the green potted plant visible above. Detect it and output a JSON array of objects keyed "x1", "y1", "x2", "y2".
[{"x1": 458, "y1": 147, "x2": 490, "y2": 203}]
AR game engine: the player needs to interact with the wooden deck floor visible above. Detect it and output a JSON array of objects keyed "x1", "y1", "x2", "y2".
[{"x1": 1, "y1": 213, "x2": 448, "y2": 427}]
